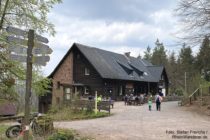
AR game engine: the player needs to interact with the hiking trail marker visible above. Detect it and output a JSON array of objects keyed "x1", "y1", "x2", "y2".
[{"x1": 6, "y1": 26, "x2": 52, "y2": 140}]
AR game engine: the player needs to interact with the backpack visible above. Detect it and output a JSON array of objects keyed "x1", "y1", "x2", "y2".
[{"x1": 156, "y1": 96, "x2": 160, "y2": 103}]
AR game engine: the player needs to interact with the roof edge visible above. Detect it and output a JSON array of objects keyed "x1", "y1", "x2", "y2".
[{"x1": 48, "y1": 43, "x2": 77, "y2": 78}]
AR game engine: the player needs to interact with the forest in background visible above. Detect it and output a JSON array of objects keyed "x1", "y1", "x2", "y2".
[{"x1": 143, "y1": 37, "x2": 210, "y2": 96}]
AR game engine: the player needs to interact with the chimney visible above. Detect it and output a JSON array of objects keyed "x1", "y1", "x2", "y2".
[{"x1": 124, "y1": 52, "x2": 130, "y2": 58}]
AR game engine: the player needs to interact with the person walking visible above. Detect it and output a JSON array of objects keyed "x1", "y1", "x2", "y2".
[
  {"x1": 124, "y1": 94, "x2": 128, "y2": 105},
  {"x1": 155, "y1": 93, "x2": 162, "y2": 111},
  {"x1": 148, "y1": 95, "x2": 152, "y2": 111}
]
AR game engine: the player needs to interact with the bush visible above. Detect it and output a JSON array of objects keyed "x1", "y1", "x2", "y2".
[
  {"x1": 48, "y1": 129, "x2": 74, "y2": 140},
  {"x1": 48, "y1": 106, "x2": 59, "y2": 114},
  {"x1": 48, "y1": 106, "x2": 110, "y2": 121},
  {"x1": 175, "y1": 89, "x2": 184, "y2": 96},
  {"x1": 34, "y1": 115, "x2": 54, "y2": 136}
]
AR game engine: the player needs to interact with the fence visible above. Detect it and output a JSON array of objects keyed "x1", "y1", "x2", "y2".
[
  {"x1": 163, "y1": 96, "x2": 183, "y2": 102},
  {"x1": 67, "y1": 100, "x2": 113, "y2": 114}
]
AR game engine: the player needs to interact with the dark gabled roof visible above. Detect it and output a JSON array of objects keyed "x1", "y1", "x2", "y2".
[
  {"x1": 49, "y1": 43, "x2": 166, "y2": 83},
  {"x1": 141, "y1": 59, "x2": 153, "y2": 66},
  {"x1": 147, "y1": 66, "x2": 164, "y2": 81}
]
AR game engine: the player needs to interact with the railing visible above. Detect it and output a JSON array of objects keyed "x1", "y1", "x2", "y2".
[
  {"x1": 189, "y1": 88, "x2": 200, "y2": 105},
  {"x1": 0, "y1": 115, "x2": 23, "y2": 121},
  {"x1": 67, "y1": 100, "x2": 114, "y2": 114}
]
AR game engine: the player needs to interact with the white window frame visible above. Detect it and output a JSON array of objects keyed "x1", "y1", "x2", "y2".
[
  {"x1": 85, "y1": 67, "x2": 90, "y2": 75},
  {"x1": 119, "y1": 85, "x2": 123, "y2": 96},
  {"x1": 84, "y1": 87, "x2": 89, "y2": 94},
  {"x1": 65, "y1": 88, "x2": 71, "y2": 94}
]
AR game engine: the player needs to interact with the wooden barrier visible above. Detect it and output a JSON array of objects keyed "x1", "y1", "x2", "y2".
[
  {"x1": 0, "y1": 115, "x2": 23, "y2": 121},
  {"x1": 68, "y1": 100, "x2": 113, "y2": 114}
]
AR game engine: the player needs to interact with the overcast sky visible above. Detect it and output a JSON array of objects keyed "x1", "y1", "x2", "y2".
[{"x1": 43, "y1": 0, "x2": 181, "y2": 76}]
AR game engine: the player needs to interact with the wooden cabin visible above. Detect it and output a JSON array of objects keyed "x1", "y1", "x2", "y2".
[{"x1": 39, "y1": 43, "x2": 169, "y2": 113}]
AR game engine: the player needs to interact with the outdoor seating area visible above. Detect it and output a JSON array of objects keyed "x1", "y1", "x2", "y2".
[{"x1": 124, "y1": 94, "x2": 147, "y2": 106}]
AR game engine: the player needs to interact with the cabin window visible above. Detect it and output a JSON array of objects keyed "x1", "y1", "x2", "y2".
[
  {"x1": 65, "y1": 87, "x2": 71, "y2": 100},
  {"x1": 65, "y1": 88, "x2": 71, "y2": 94},
  {"x1": 56, "y1": 81, "x2": 60, "y2": 89},
  {"x1": 66, "y1": 94, "x2": 70, "y2": 100},
  {"x1": 84, "y1": 87, "x2": 89, "y2": 94},
  {"x1": 119, "y1": 85, "x2": 123, "y2": 96},
  {"x1": 85, "y1": 67, "x2": 90, "y2": 75}
]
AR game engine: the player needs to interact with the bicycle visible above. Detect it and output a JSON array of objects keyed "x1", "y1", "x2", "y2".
[{"x1": 5, "y1": 113, "x2": 46, "y2": 138}]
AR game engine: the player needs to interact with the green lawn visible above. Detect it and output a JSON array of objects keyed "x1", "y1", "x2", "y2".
[
  {"x1": 0, "y1": 125, "x2": 9, "y2": 140},
  {"x1": 49, "y1": 107, "x2": 110, "y2": 121}
]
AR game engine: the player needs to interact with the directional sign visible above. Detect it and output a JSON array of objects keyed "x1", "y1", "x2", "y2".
[
  {"x1": 9, "y1": 44, "x2": 52, "y2": 55},
  {"x1": 10, "y1": 54, "x2": 50, "y2": 66},
  {"x1": 6, "y1": 26, "x2": 49, "y2": 43},
  {"x1": 6, "y1": 26, "x2": 27, "y2": 37},
  {"x1": 8, "y1": 45, "x2": 27, "y2": 54},
  {"x1": 34, "y1": 42, "x2": 52, "y2": 54},
  {"x1": 35, "y1": 34, "x2": 49, "y2": 44},
  {"x1": 7, "y1": 26, "x2": 51, "y2": 66},
  {"x1": 33, "y1": 61, "x2": 47, "y2": 66},
  {"x1": 8, "y1": 37, "x2": 52, "y2": 54},
  {"x1": 33, "y1": 56, "x2": 50, "y2": 62},
  {"x1": 33, "y1": 47, "x2": 52, "y2": 54},
  {"x1": 7, "y1": 36, "x2": 27, "y2": 46},
  {"x1": 10, "y1": 54, "x2": 26, "y2": 62},
  {"x1": 33, "y1": 56, "x2": 50, "y2": 66}
]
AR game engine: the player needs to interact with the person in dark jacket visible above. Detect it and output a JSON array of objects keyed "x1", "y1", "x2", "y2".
[
  {"x1": 155, "y1": 93, "x2": 162, "y2": 111},
  {"x1": 124, "y1": 94, "x2": 128, "y2": 105}
]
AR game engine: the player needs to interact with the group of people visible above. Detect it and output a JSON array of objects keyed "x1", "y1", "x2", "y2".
[
  {"x1": 88, "y1": 95, "x2": 112, "y2": 103},
  {"x1": 124, "y1": 94, "x2": 146, "y2": 105},
  {"x1": 124, "y1": 92, "x2": 163, "y2": 111}
]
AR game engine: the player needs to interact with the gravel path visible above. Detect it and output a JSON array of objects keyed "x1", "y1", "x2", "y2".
[{"x1": 55, "y1": 101, "x2": 210, "y2": 140}]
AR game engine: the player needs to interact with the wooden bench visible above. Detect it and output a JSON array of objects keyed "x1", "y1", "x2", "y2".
[{"x1": 70, "y1": 100, "x2": 112, "y2": 114}]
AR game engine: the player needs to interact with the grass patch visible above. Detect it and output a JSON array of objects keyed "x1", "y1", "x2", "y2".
[
  {"x1": 48, "y1": 129, "x2": 94, "y2": 140},
  {"x1": 0, "y1": 125, "x2": 9, "y2": 139},
  {"x1": 0, "y1": 125, "x2": 93, "y2": 140},
  {"x1": 49, "y1": 107, "x2": 110, "y2": 121}
]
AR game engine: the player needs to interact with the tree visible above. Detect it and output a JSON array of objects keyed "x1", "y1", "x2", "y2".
[
  {"x1": 196, "y1": 36, "x2": 210, "y2": 71},
  {"x1": 143, "y1": 45, "x2": 152, "y2": 61},
  {"x1": 0, "y1": 0, "x2": 62, "y2": 35},
  {"x1": 167, "y1": 51, "x2": 178, "y2": 93},
  {"x1": 0, "y1": 0, "x2": 61, "y2": 99},
  {"x1": 178, "y1": 44, "x2": 194, "y2": 72},
  {"x1": 176, "y1": 0, "x2": 210, "y2": 45},
  {"x1": 151, "y1": 39, "x2": 168, "y2": 66},
  {"x1": 177, "y1": 44, "x2": 197, "y2": 93}
]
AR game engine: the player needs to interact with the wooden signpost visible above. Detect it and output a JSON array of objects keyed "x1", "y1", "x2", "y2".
[
  {"x1": 9, "y1": 44, "x2": 52, "y2": 55},
  {"x1": 6, "y1": 26, "x2": 52, "y2": 140}
]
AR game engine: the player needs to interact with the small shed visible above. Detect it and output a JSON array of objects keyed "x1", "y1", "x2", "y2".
[{"x1": 0, "y1": 100, "x2": 17, "y2": 116}]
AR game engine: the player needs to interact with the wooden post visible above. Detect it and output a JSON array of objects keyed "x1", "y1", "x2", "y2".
[
  {"x1": 190, "y1": 97, "x2": 192, "y2": 105},
  {"x1": 184, "y1": 72, "x2": 187, "y2": 94},
  {"x1": 201, "y1": 86, "x2": 203, "y2": 106},
  {"x1": 95, "y1": 91, "x2": 97, "y2": 114},
  {"x1": 23, "y1": 30, "x2": 34, "y2": 140}
]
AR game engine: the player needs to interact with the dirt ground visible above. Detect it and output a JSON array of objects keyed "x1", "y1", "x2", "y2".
[{"x1": 55, "y1": 101, "x2": 210, "y2": 140}]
